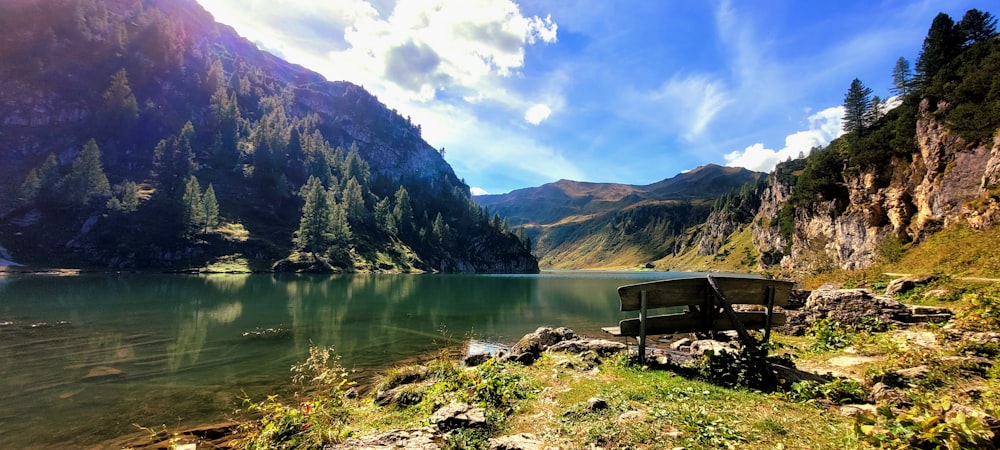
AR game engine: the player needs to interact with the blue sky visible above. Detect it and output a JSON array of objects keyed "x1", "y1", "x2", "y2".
[{"x1": 196, "y1": 0, "x2": 990, "y2": 195}]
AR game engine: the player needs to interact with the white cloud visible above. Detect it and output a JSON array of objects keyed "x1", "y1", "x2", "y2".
[
  {"x1": 324, "y1": 0, "x2": 558, "y2": 103},
  {"x1": 628, "y1": 74, "x2": 732, "y2": 141},
  {"x1": 470, "y1": 187, "x2": 490, "y2": 196},
  {"x1": 724, "y1": 106, "x2": 844, "y2": 172},
  {"x1": 524, "y1": 104, "x2": 552, "y2": 125}
]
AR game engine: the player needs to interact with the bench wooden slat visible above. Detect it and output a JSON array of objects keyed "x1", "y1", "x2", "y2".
[
  {"x1": 617, "y1": 277, "x2": 793, "y2": 311},
  {"x1": 616, "y1": 311, "x2": 786, "y2": 336}
]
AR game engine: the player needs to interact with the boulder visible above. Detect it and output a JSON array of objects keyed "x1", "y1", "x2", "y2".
[
  {"x1": 885, "y1": 275, "x2": 937, "y2": 296},
  {"x1": 781, "y1": 288, "x2": 909, "y2": 335},
  {"x1": 510, "y1": 327, "x2": 576, "y2": 356},
  {"x1": 430, "y1": 401, "x2": 486, "y2": 432}
]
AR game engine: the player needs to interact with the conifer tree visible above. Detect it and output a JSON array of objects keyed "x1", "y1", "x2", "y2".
[
  {"x1": 294, "y1": 176, "x2": 334, "y2": 257},
  {"x1": 19, "y1": 169, "x2": 42, "y2": 204},
  {"x1": 393, "y1": 186, "x2": 413, "y2": 234},
  {"x1": 203, "y1": 183, "x2": 219, "y2": 230},
  {"x1": 842, "y1": 78, "x2": 873, "y2": 134},
  {"x1": 102, "y1": 68, "x2": 138, "y2": 132},
  {"x1": 181, "y1": 176, "x2": 206, "y2": 234},
  {"x1": 915, "y1": 13, "x2": 962, "y2": 86},
  {"x1": 329, "y1": 199, "x2": 352, "y2": 246},
  {"x1": 891, "y1": 57, "x2": 913, "y2": 97},
  {"x1": 342, "y1": 143, "x2": 370, "y2": 191},
  {"x1": 64, "y1": 139, "x2": 111, "y2": 206},
  {"x1": 342, "y1": 177, "x2": 366, "y2": 221},
  {"x1": 121, "y1": 181, "x2": 140, "y2": 212},
  {"x1": 431, "y1": 212, "x2": 446, "y2": 243},
  {"x1": 374, "y1": 197, "x2": 396, "y2": 234},
  {"x1": 958, "y1": 9, "x2": 998, "y2": 45}
]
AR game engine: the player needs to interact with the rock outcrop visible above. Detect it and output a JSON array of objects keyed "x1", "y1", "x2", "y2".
[{"x1": 750, "y1": 99, "x2": 1000, "y2": 272}]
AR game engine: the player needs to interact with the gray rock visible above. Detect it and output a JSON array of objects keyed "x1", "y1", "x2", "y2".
[
  {"x1": 689, "y1": 339, "x2": 736, "y2": 356},
  {"x1": 869, "y1": 382, "x2": 908, "y2": 406},
  {"x1": 546, "y1": 338, "x2": 626, "y2": 356},
  {"x1": 332, "y1": 426, "x2": 439, "y2": 450},
  {"x1": 885, "y1": 275, "x2": 937, "y2": 296},
  {"x1": 430, "y1": 401, "x2": 486, "y2": 432},
  {"x1": 669, "y1": 338, "x2": 692, "y2": 350},
  {"x1": 781, "y1": 288, "x2": 909, "y2": 335},
  {"x1": 463, "y1": 352, "x2": 491, "y2": 367},
  {"x1": 511, "y1": 327, "x2": 577, "y2": 356},
  {"x1": 895, "y1": 365, "x2": 931, "y2": 380},
  {"x1": 489, "y1": 433, "x2": 546, "y2": 450},
  {"x1": 587, "y1": 397, "x2": 608, "y2": 411}
]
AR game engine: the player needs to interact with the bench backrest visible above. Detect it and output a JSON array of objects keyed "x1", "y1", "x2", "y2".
[{"x1": 617, "y1": 276, "x2": 793, "y2": 311}]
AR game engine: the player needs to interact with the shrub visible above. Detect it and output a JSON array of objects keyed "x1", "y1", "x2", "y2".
[
  {"x1": 854, "y1": 397, "x2": 995, "y2": 448},
  {"x1": 239, "y1": 346, "x2": 355, "y2": 449},
  {"x1": 788, "y1": 379, "x2": 868, "y2": 404},
  {"x1": 698, "y1": 346, "x2": 791, "y2": 391},
  {"x1": 807, "y1": 318, "x2": 853, "y2": 352}
]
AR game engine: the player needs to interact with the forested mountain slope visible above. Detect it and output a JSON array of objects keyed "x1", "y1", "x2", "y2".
[{"x1": 0, "y1": 0, "x2": 536, "y2": 273}]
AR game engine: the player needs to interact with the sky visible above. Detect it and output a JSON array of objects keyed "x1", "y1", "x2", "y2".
[{"x1": 196, "y1": 0, "x2": 991, "y2": 195}]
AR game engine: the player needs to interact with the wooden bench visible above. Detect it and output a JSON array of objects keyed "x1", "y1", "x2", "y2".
[{"x1": 602, "y1": 275, "x2": 793, "y2": 361}]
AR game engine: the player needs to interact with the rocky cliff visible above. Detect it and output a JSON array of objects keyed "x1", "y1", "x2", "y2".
[{"x1": 747, "y1": 99, "x2": 1000, "y2": 272}]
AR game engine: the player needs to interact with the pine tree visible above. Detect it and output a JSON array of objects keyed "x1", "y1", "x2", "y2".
[
  {"x1": 915, "y1": 13, "x2": 962, "y2": 87},
  {"x1": 374, "y1": 197, "x2": 396, "y2": 234},
  {"x1": 329, "y1": 199, "x2": 352, "y2": 246},
  {"x1": 958, "y1": 9, "x2": 998, "y2": 45},
  {"x1": 294, "y1": 176, "x2": 334, "y2": 257},
  {"x1": 64, "y1": 139, "x2": 111, "y2": 206},
  {"x1": 203, "y1": 183, "x2": 219, "y2": 230},
  {"x1": 864, "y1": 95, "x2": 884, "y2": 127},
  {"x1": 842, "y1": 78, "x2": 874, "y2": 134},
  {"x1": 342, "y1": 142, "x2": 370, "y2": 191},
  {"x1": 121, "y1": 180, "x2": 139, "y2": 212},
  {"x1": 154, "y1": 122, "x2": 198, "y2": 195},
  {"x1": 103, "y1": 69, "x2": 138, "y2": 126},
  {"x1": 181, "y1": 176, "x2": 206, "y2": 234},
  {"x1": 342, "y1": 177, "x2": 366, "y2": 221},
  {"x1": 393, "y1": 186, "x2": 413, "y2": 234},
  {"x1": 891, "y1": 57, "x2": 913, "y2": 97},
  {"x1": 431, "y1": 212, "x2": 446, "y2": 243},
  {"x1": 108, "y1": 180, "x2": 140, "y2": 213},
  {"x1": 19, "y1": 169, "x2": 41, "y2": 204}
]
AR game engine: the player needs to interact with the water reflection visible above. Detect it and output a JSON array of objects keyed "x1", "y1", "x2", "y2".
[{"x1": 0, "y1": 271, "x2": 683, "y2": 448}]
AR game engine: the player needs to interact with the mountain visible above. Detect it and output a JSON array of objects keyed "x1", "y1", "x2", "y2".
[
  {"x1": 0, "y1": 0, "x2": 536, "y2": 273},
  {"x1": 475, "y1": 164, "x2": 762, "y2": 269}
]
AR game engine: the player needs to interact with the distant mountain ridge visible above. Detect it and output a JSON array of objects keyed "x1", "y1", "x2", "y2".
[{"x1": 476, "y1": 164, "x2": 762, "y2": 268}]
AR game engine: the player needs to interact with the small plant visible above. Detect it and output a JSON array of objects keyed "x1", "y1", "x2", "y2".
[
  {"x1": 807, "y1": 318, "x2": 853, "y2": 352},
  {"x1": 698, "y1": 346, "x2": 790, "y2": 391},
  {"x1": 239, "y1": 345, "x2": 355, "y2": 449},
  {"x1": 958, "y1": 284, "x2": 1000, "y2": 331},
  {"x1": 787, "y1": 379, "x2": 868, "y2": 404},
  {"x1": 854, "y1": 397, "x2": 995, "y2": 448},
  {"x1": 461, "y1": 358, "x2": 536, "y2": 414}
]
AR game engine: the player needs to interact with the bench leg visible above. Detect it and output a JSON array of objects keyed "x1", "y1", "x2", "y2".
[{"x1": 638, "y1": 290, "x2": 647, "y2": 363}]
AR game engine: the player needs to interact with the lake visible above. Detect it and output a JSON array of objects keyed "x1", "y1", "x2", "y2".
[{"x1": 0, "y1": 271, "x2": 701, "y2": 448}]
